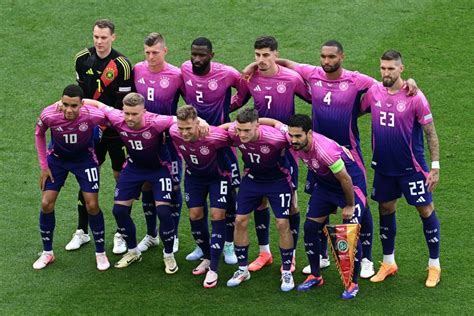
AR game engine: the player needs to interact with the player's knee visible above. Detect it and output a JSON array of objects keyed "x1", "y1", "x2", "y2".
[
  {"x1": 210, "y1": 209, "x2": 225, "y2": 221},
  {"x1": 41, "y1": 199, "x2": 55, "y2": 213},
  {"x1": 189, "y1": 208, "x2": 204, "y2": 220},
  {"x1": 85, "y1": 201, "x2": 100, "y2": 214},
  {"x1": 235, "y1": 215, "x2": 249, "y2": 229},
  {"x1": 378, "y1": 202, "x2": 396, "y2": 216},
  {"x1": 417, "y1": 203, "x2": 434, "y2": 218},
  {"x1": 275, "y1": 218, "x2": 290, "y2": 233}
]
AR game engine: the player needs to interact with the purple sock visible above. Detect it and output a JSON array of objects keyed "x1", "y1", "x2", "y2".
[
  {"x1": 156, "y1": 204, "x2": 176, "y2": 254},
  {"x1": 343, "y1": 218, "x2": 361, "y2": 284},
  {"x1": 210, "y1": 219, "x2": 226, "y2": 271},
  {"x1": 39, "y1": 210, "x2": 55, "y2": 251},
  {"x1": 380, "y1": 212, "x2": 396, "y2": 255},
  {"x1": 225, "y1": 191, "x2": 236, "y2": 243},
  {"x1": 289, "y1": 213, "x2": 300, "y2": 249},
  {"x1": 142, "y1": 190, "x2": 157, "y2": 237},
  {"x1": 112, "y1": 204, "x2": 137, "y2": 249},
  {"x1": 304, "y1": 220, "x2": 322, "y2": 277},
  {"x1": 235, "y1": 245, "x2": 249, "y2": 267},
  {"x1": 190, "y1": 217, "x2": 210, "y2": 258},
  {"x1": 88, "y1": 210, "x2": 105, "y2": 253},
  {"x1": 319, "y1": 217, "x2": 329, "y2": 258},
  {"x1": 254, "y1": 207, "x2": 270, "y2": 246},
  {"x1": 280, "y1": 247, "x2": 294, "y2": 271},
  {"x1": 360, "y1": 205, "x2": 373, "y2": 260},
  {"x1": 421, "y1": 210, "x2": 440, "y2": 259},
  {"x1": 171, "y1": 188, "x2": 182, "y2": 236}
]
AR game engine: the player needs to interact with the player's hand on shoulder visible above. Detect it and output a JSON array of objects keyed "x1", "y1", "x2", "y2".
[
  {"x1": 426, "y1": 168, "x2": 440, "y2": 192},
  {"x1": 197, "y1": 117, "x2": 210, "y2": 138},
  {"x1": 405, "y1": 78, "x2": 418, "y2": 96},
  {"x1": 241, "y1": 62, "x2": 258, "y2": 82},
  {"x1": 39, "y1": 168, "x2": 54, "y2": 191}
]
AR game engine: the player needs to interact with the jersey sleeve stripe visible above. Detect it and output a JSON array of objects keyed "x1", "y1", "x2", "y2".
[
  {"x1": 116, "y1": 57, "x2": 131, "y2": 81},
  {"x1": 74, "y1": 48, "x2": 90, "y2": 61}
]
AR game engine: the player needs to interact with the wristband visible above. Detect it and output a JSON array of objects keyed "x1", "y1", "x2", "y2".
[{"x1": 431, "y1": 161, "x2": 440, "y2": 169}]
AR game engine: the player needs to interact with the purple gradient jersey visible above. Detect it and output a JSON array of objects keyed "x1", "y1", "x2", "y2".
[
  {"x1": 361, "y1": 83, "x2": 433, "y2": 176},
  {"x1": 169, "y1": 125, "x2": 231, "y2": 176},
  {"x1": 133, "y1": 61, "x2": 183, "y2": 115},
  {"x1": 228, "y1": 124, "x2": 290, "y2": 181},
  {"x1": 291, "y1": 132, "x2": 357, "y2": 191},
  {"x1": 101, "y1": 107, "x2": 174, "y2": 169},
  {"x1": 293, "y1": 65, "x2": 375, "y2": 155},
  {"x1": 181, "y1": 61, "x2": 244, "y2": 125},
  {"x1": 35, "y1": 103, "x2": 107, "y2": 169},
  {"x1": 243, "y1": 65, "x2": 311, "y2": 123}
]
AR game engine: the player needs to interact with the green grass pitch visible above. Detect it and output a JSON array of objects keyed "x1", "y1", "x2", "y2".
[{"x1": 1, "y1": 0, "x2": 473, "y2": 314}]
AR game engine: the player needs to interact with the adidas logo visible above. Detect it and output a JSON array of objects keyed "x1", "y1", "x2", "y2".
[
  {"x1": 255, "y1": 224, "x2": 267, "y2": 230},
  {"x1": 138, "y1": 77, "x2": 145, "y2": 84},
  {"x1": 253, "y1": 85, "x2": 261, "y2": 92},
  {"x1": 416, "y1": 196, "x2": 426, "y2": 203},
  {"x1": 375, "y1": 101, "x2": 382, "y2": 108},
  {"x1": 428, "y1": 237, "x2": 439, "y2": 243},
  {"x1": 86, "y1": 68, "x2": 94, "y2": 75},
  {"x1": 55, "y1": 126, "x2": 63, "y2": 132},
  {"x1": 217, "y1": 196, "x2": 227, "y2": 203},
  {"x1": 91, "y1": 183, "x2": 99, "y2": 190},
  {"x1": 210, "y1": 243, "x2": 221, "y2": 249},
  {"x1": 306, "y1": 250, "x2": 315, "y2": 255},
  {"x1": 195, "y1": 239, "x2": 204, "y2": 244},
  {"x1": 362, "y1": 240, "x2": 371, "y2": 246},
  {"x1": 163, "y1": 193, "x2": 171, "y2": 200},
  {"x1": 186, "y1": 80, "x2": 193, "y2": 86},
  {"x1": 282, "y1": 209, "x2": 289, "y2": 216},
  {"x1": 380, "y1": 234, "x2": 388, "y2": 240},
  {"x1": 237, "y1": 255, "x2": 246, "y2": 260}
]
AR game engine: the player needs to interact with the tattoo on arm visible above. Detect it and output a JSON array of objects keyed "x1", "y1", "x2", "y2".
[{"x1": 423, "y1": 123, "x2": 440, "y2": 161}]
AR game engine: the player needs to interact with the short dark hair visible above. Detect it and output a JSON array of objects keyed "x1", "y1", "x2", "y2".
[
  {"x1": 322, "y1": 40, "x2": 343, "y2": 53},
  {"x1": 144, "y1": 32, "x2": 166, "y2": 47},
  {"x1": 288, "y1": 114, "x2": 312, "y2": 133},
  {"x1": 192, "y1": 37, "x2": 212, "y2": 51},
  {"x1": 236, "y1": 108, "x2": 259, "y2": 124},
  {"x1": 381, "y1": 50, "x2": 403, "y2": 63},
  {"x1": 123, "y1": 93, "x2": 144, "y2": 107},
  {"x1": 176, "y1": 105, "x2": 197, "y2": 121},
  {"x1": 254, "y1": 36, "x2": 278, "y2": 51},
  {"x1": 94, "y1": 19, "x2": 115, "y2": 34},
  {"x1": 62, "y1": 84, "x2": 84, "y2": 99}
]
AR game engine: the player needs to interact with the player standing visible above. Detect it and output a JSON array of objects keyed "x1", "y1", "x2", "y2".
[
  {"x1": 237, "y1": 36, "x2": 311, "y2": 272},
  {"x1": 180, "y1": 37, "x2": 245, "y2": 264},
  {"x1": 133, "y1": 32, "x2": 183, "y2": 253},
  {"x1": 33, "y1": 85, "x2": 110, "y2": 271},
  {"x1": 170, "y1": 106, "x2": 233, "y2": 288},
  {"x1": 72, "y1": 19, "x2": 133, "y2": 254},
  {"x1": 224, "y1": 109, "x2": 295, "y2": 292},
  {"x1": 361, "y1": 50, "x2": 441, "y2": 287}
]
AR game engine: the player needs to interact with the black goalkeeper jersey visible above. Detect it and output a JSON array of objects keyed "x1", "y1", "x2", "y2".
[{"x1": 75, "y1": 47, "x2": 132, "y2": 137}]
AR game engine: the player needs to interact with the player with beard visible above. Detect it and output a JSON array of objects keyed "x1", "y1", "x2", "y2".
[
  {"x1": 180, "y1": 37, "x2": 246, "y2": 264},
  {"x1": 271, "y1": 40, "x2": 418, "y2": 278},
  {"x1": 361, "y1": 50, "x2": 441, "y2": 288}
]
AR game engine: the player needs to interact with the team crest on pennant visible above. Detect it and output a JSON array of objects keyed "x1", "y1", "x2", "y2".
[
  {"x1": 277, "y1": 82, "x2": 287, "y2": 94},
  {"x1": 142, "y1": 131, "x2": 152, "y2": 139},
  {"x1": 79, "y1": 122, "x2": 88, "y2": 132},
  {"x1": 260, "y1": 145, "x2": 270, "y2": 154},
  {"x1": 208, "y1": 79, "x2": 218, "y2": 91},
  {"x1": 200, "y1": 146, "x2": 210, "y2": 155},
  {"x1": 339, "y1": 81, "x2": 349, "y2": 91},
  {"x1": 324, "y1": 224, "x2": 360, "y2": 288},
  {"x1": 396, "y1": 101, "x2": 406, "y2": 112},
  {"x1": 160, "y1": 77, "x2": 170, "y2": 89}
]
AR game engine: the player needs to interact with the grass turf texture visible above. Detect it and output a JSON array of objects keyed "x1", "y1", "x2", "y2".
[{"x1": 1, "y1": 0, "x2": 473, "y2": 314}]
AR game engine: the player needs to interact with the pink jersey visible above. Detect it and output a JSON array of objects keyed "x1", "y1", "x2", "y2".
[
  {"x1": 228, "y1": 123, "x2": 290, "y2": 181},
  {"x1": 293, "y1": 65, "x2": 375, "y2": 152},
  {"x1": 169, "y1": 125, "x2": 231, "y2": 176},
  {"x1": 181, "y1": 61, "x2": 245, "y2": 125},
  {"x1": 242, "y1": 65, "x2": 311, "y2": 123},
  {"x1": 133, "y1": 61, "x2": 183, "y2": 115},
  {"x1": 35, "y1": 103, "x2": 107, "y2": 169},
  {"x1": 290, "y1": 131, "x2": 356, "y2": 191},
  {"x1": 361, "y1": 83, "x2": 433, "y2": 176},
  {"x1": 101, "y1": 107, "x2": 174, "y2": 169}
]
